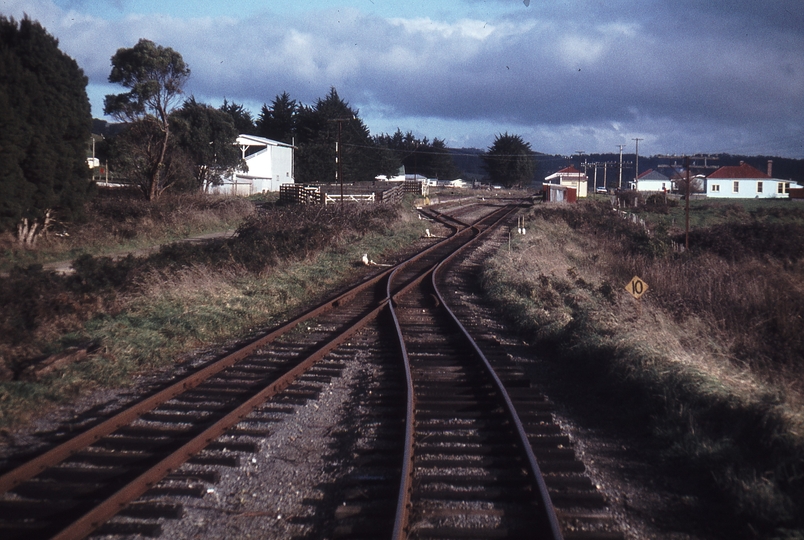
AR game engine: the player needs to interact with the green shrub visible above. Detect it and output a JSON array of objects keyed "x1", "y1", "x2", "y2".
[{"x1": 683, "y1": 222, "x2": 804, "y2": 262}]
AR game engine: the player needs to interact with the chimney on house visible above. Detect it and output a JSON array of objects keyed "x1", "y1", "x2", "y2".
[{"x1": 767, "y1": 160, "x2": 773, "y2": 177}]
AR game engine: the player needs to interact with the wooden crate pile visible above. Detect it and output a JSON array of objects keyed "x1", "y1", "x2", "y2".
[{"x1": 279, "y1": 184, "x2": 322, "y2": 204}]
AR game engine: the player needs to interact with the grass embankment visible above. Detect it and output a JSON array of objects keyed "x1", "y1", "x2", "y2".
[
  {"x1": 482, "y1": 200, "x2": 804, "y2": 538},
  {"x1": 0, "y1": 190, "x2": 256, "y2": 272},
  {"x1": 0, "y1": 194, "x2": 426, "y2": 428}
]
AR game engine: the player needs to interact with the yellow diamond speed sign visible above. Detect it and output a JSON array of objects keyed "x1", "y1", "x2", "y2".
[{"x1": 625, "y1": 276, "x2": 648, "y2": 300}]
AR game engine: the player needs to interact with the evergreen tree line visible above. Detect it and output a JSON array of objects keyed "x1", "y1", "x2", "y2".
[
  {"x1": 103, "y1": 86, "x2": 472, "y2": 192},
  {"x1": 1, "y1": 17, "x2": 538, "y2": 245}
]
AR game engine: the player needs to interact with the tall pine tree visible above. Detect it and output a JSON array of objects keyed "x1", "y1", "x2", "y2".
[
  {"x1": 256, "y1": 92, "x2": 296, "y2": 144},
  {"x1": 0, "y1": 16, "x2": 93, "y2": 244},
  {"x1": 481, "y1": 133, "x2": 537, "y2": 188},
  {"x1": 294, "y1": 88, "x2": 376, "y2": 185}
]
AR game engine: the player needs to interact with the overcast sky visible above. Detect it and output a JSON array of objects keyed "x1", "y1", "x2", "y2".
[{"x1": 4, "y1": 0, "x2": 803, "y2": 159}]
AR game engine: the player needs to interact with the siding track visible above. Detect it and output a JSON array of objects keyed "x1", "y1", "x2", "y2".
[
  {"x1": 388, "y1": 204, "x2": 562, "y2": 540},
  {"x1": 0, "y1": 200, "x2": 622, "y2": 539}
]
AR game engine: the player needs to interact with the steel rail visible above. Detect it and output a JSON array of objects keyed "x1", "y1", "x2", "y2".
[
  {"x1": 432, "y1": 218, "x2": 564, "y2": 540},
  {"x1": 50, "y1": 296, "x2": 390, "y2": 540},
  {"x1": 388, "y1": 272, "x2": 416, "y2": 540},
  {"x1": 0, "y1": 203, "x2": 494, "y2": 539},
  {"x1": 0, "y1": 269, "x2": 390, "y2": 495},
  {"x1": 389, "y1": 203, "x2": 520, "y2": 540},
  {"x1": 0, "y1": 208, "x2": 468, "y2": 496}
]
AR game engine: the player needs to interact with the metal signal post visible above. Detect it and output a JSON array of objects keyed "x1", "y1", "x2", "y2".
[{"x1": 331, "y1": 117, "x2": 353, "y2": 208}]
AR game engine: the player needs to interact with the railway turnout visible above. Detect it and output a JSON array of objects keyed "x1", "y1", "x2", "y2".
[{"x1": 0, "y1": 200, "x2": 622, "y2": 539}]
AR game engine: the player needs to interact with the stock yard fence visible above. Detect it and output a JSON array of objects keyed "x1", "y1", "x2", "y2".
[{"x1": 279, "y1": 182, "x2": 423, "y2": 206}]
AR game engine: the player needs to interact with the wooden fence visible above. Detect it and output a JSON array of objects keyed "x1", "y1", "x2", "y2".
[
  {"x1": 324, "y1": 193, "x2": 376, "y2": 205},
  {"x1": 279, "y1": 182, "x2": 415, "y2": 206}
]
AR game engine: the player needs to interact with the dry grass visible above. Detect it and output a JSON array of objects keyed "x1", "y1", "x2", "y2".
[
  {"x1": 0, "y1": 194, "x2": 426, "y2": 428},
  {"x1": 482, "y1": 203, "x2": 804, "y2": 535},
  {"x1": 0, "y1": 190, "x2": 255, "y2": 270}
]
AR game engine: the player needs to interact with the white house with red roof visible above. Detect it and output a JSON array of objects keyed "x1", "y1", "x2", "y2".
[
  {"x1": 705, "y1": 162, "x2": 800, "y2": 199},
  {"x1": 544, "y1": 166, "x2": 588, "y2": 197}
]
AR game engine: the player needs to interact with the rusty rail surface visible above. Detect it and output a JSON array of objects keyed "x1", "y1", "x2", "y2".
[
  {"x1": 335, "y1": 201, "x2": 621, "y2": 540},
  {"x1": 387, "y1": 203, "x2": 566, "y2": 540},
  {"x1": 432, "y1": 236, "x2": 563, "y2": 540},
  {"x1": 0, "y1": 202, "x2": 507, "y2": 540},
  {"x1": 387, "y1": 206, "x2": 518, "y2": 539},
  {"x1": 424, "y1": 209, "x2": 624, "y2": 540}
]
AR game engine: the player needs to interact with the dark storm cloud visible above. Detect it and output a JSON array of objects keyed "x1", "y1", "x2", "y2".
[{"x1": 8, "y1": 0, "x2": 802, "y2": 156}]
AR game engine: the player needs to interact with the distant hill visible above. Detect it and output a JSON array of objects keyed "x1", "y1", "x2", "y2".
[
  {"x1": 449, "y1": 148, "x2": 486, "y2": 180},
  {"x1": 536, "y1": 153, "x2": 804, "y2": 186},
  {"x1": 92, "y1": 119, "x2": 126, "y2": 137}
]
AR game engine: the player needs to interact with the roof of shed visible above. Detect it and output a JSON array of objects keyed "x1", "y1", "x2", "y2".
[
  {"x1": 545, "y1": 166, "x2": 585, "y2": 181},
  {"x1": 236, "y1": 134, "x2": 294, "y2": 149}
]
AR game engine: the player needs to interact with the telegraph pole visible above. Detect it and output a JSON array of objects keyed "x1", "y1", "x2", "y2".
[
  {"x1": 616, "y1": 144, "x2": 626, "y2": 190},
  {"x1": 685, "y1": 156, "x2": 691, "y2": 250},
  {"x1": 650, "y1": 153, "x2": 718, "y2": 252},
  {"x1": 337, "y1": 121, "x2": 342, "y2": 203},
  {"x1": 575, "y1": 151, "x2": 586, "y2": 194},
  {"x1": 632, "y1": 138, "x2": 643, "y2": 190}
]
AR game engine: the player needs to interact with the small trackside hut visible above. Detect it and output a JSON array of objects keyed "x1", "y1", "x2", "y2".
[{"x1": 544, "y1": 166, "x2": 588, "y2": 198}]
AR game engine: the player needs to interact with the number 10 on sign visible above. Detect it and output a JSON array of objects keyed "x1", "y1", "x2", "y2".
[{"x1": 626, "y1": 276, "x2": 648, "y2": 300}]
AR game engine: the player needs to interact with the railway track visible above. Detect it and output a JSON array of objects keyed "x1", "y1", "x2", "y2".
[
  {"x1": 0, "y1": 202, "x2": 513, "y2": 539},
  {"x1": 1, "y1": 199, "x2": 622, "y2": 539},
  {"x1": 330, "y1": 206, "x2": 622, "y2": 539},
  {"x1": 388, "y1": 206, "x2": 562, "y2": 539},
  {"x1": 433, "y1": 221, "x2": 625, "y2": 540}
]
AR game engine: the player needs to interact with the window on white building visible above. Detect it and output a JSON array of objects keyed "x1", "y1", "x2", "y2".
[
  {"x1": 777, "y1": 182, "x2": 790, "y2": 194},
  {"x1": 757, "y1": 181, "x2": 763, "y2": 193},
  {"x1": 711, "y1": 184, "x2": 720, "y2": 192},
  {"x1": 733, "y1": 181, "x2": 739, "y2": 193}
]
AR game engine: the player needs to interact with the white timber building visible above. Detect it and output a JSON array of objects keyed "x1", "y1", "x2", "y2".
[
  {"x1": 211, "y1": 135, "x2": 295, "y2": 196},
  {"x1": 544, "y1": 166, "x2": 588, "y2": 198},
  {"x1": 630, "y1": 169, "x2": 672, "y2": 192}
]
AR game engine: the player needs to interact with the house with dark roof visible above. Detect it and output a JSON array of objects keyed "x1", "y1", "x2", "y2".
[
  {"x1": 544, "y1": 166, "x2": 588, "y2": 197},
  {"x1": 630, "y1": 169, "x2": 670, "y2": 192},
  {"x1": 705, "y1": 162, "x2": 800, "y2": 199}
]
